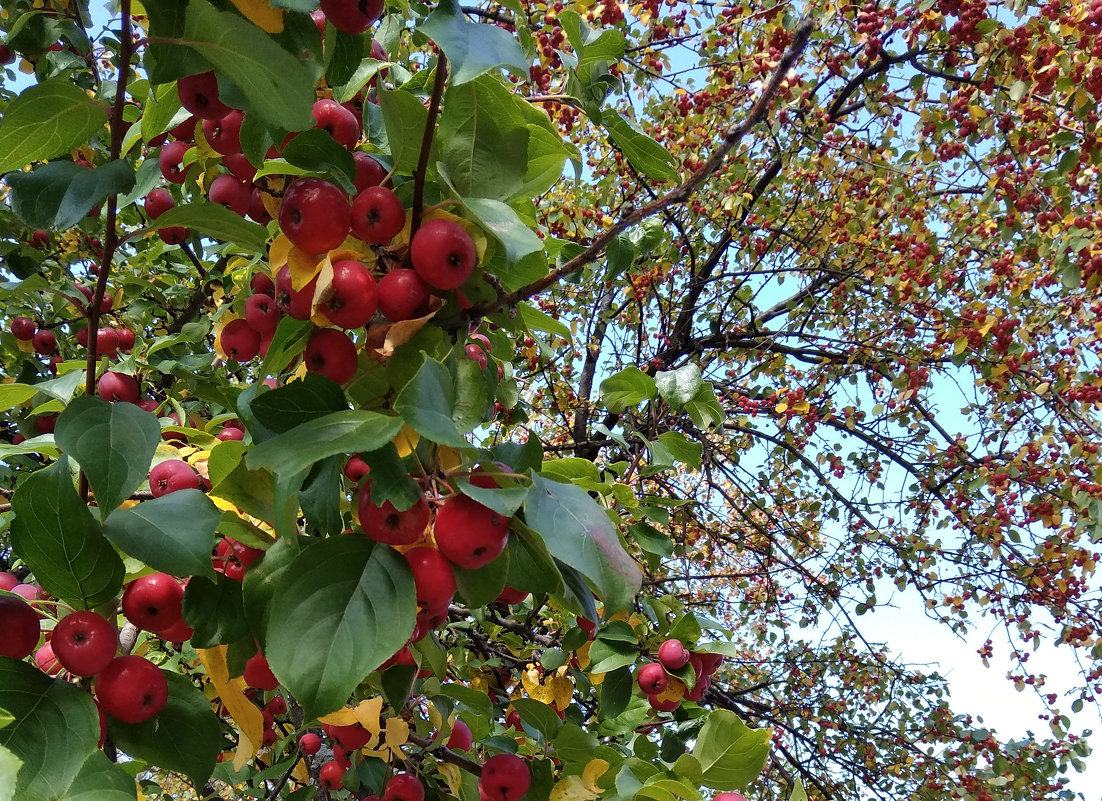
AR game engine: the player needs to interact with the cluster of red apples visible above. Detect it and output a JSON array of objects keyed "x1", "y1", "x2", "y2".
[
  {"x1": 636, "y1": 637, "x2": 723, "y2": 711},
  {"x1": 0, "y1": 572, "x2": 170, "y2": 726}
]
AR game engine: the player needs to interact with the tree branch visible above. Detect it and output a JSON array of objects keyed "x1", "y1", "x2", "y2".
[{"x1": 410, "y1": 52, "x2": 449, "y2": 242}]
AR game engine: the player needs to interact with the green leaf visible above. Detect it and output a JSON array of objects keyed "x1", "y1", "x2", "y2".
[
  {"x1": 692, "y1": 709, "x2": 772, "y2": 789},
  {"x1": 505, "y1": 527, "x2": 564, "y2": 596},
  {"x1": 0, "y1": 657, "x2": 101, "y2": 801},
  {"x1": 421, "y1": 0, "x2": 528, "y2": 85},
  {"x1": 552, "y1": 723, "x2": 598, "y2": 763},
  {"x1": 56, "y1": 751, "x2": 136, "y2": 801},
  {"x1": 178, "y1": 0, "x2": 316, "y2": 131},
  {"x1": 102, "y1": 490, "x2": 221, "y2": 580},
  {"x1": 458, "y1": 198, "x2": 544, "y2": 266},
  {"x1": 656, "y1": 432, "x2": 702, "y2": 469},
  {"x1": 152, "y1": 201, "x2": 269, "y2": 252},
  {"x1": 587, "y1": 639, "x2": 638, "y2": 674},
  {"x1": 0, "y1": 78, "x2": 109, "y2": 174},
  {"x1": 300, "y1": 456, "x2": 345, "y2": 536},
  {"x1": 106, "y1": 671, "x2": 220, "y2": 788},
  {"x1": 9, "y1": 457, "x2": 124, "y2": 610},
  {"x1": 249, "y1": 373, "x2": 348, "y2": 434},
  {"x1": 377, "y1": 88, "x2": 431, "y2": 175},
  {"x1": 246, "y1": 410, "x2": 404, "y2": 483},
  {"x1": 525, "y1": 475, "x2": 641, "y2": 612},
  {"x1": 281, "y1": 128, "x2": 357, "y2": 186},
  {"x1": 557, "y1": 10, "x2": 625, "y2": 67},
  {"x1": 437, "y1": 80, "x2": 530, "y2": 200},
  {"x1": 265, "y1": 537, "x2": 417, "y2": 718},
  {"x1": 654, "y1": 364, "x2": 702, "y2": 411},
  {"x1": 362, "y1": 444, "x2": 422, "y2": 512},
  {"x1": 600, "y1": 366, "x2": 658, "y2": 412},
  {"x1": 604, "y1": 112, "x2": 678, "y2": 182},
  {"x1": 140, "y1": 82, "x2": 186, "y2": 141},
  {"x1": 54, "y1": 396, "x2": 160, "y2": 519},
  {"x1": 0, "y1": 384, "x2": 38, "y2": 412},
  {"x1": 0, "y1": 744, "x2": 20, "y2": 801},
  {"x1": 439, "y1": 684, "x2": 494, "y2": 718},
  {"x1": 394, "y1": 358, "x2": 472, "y2": 448},
  {"x1": 685, "y1": 382, "x2": 724, "y2": 430},
  {"x1": 511, "y1": 698, "x2": 562, "y2": 739},
  {"x1": 6, "y1": 161, "x2": 136, "y2": 230},
  {"x1": 455, "y1": 479, "x2": 530, "y2": 517},
  {"x1": 628, "y1": 522, "x2": 674, "y2": 558},
  {"x1": 599, "y1": 666, "x2": 633, "y2": 720},
  {"x1": 182, "y1": 574, "x2": 249, "y2": 648},
  {"x1": 242, "y1": 538, "x2": 307, "y2": 646},
  {"x1": 454, "y1": 551, "x2": 509, "y2": 608}
]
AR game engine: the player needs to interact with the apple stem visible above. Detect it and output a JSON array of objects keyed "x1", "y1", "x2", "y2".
[
  {"x1": 409, "y1": 51, "x2": 449, "y2": 244},
  {"x1": 80, "y1": 0, "x2": 134, "y2": 502}
]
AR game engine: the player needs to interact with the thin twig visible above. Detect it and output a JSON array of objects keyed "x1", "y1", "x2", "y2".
[{"x1": 409, "y1": 52, "x2": 449, "y2": 242}]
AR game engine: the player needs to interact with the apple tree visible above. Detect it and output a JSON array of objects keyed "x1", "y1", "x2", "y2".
[{"x1": 1, "y1": 1, "x2": 1100, "y2": 801}]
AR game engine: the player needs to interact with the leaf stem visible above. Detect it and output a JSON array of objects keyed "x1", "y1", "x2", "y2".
[{"x1": 409, "y1": 51, "x2": 449, "y2": 244}]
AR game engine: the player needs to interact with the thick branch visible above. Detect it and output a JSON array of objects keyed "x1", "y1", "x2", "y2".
[{"x1": 410, "y1": 53, "x2": 449, "y2": 242}]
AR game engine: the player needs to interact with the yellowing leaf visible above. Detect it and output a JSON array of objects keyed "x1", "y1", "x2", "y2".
[
  {"x1": 774, "y1": 402, "x2": 788, "y2": 414},
  {"x1": 198, "y1": 646, "x2": 263, "y2": 770},
  {"x1": 550, "y1": 775, "x2": 598, "y2": 801},
  {"x1": 439, "y1": 762, "x2": 464, "y2": 795},
  {"x1": 230, "y1": 0, "x2": 285, "y2": 32},
  {"x1": 385, "y1": 716, "x2": 409, "y2": 748},
  {"x1": 549, "y1": 670, "x2": 574, "y2": 710},
  {"x1": 393, "y1": 425, "x2": 420, "y2": 457},
  {"x1": 582, "y1": 759, "x2": 609, "y2": 793}
]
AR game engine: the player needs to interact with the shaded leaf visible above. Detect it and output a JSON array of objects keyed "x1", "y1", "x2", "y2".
[{"x1": 102, "y1": 490, "x2": 221, "y2": 580}]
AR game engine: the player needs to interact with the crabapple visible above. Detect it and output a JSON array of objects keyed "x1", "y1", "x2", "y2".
[
  {"x1": 95, "y1": 655, "x2": 169, "y2": 723},
  {"x1": 51, "y1": 610, "x2": 117, "y2": 676},
  {"x1": 433, "y1": 494, "x2": 510, "y2": 569},
  {"x1": 0, "y1": 594, "x2": 40, "y2": 659},
  {"x1": 357, "y1": 485, "x2": 429, "y2": 545},
  {"x1": 177, "y1": 70, "x2": 231, "y2": 120},
  {"x1": 410, "y1": 218, "x2": 477, "y2": 290},
  {"x1": 377, "y1": 269, "x2": 430, "y2": 322},
  {"x1": 304, "y1": 327, "x2": 359, "y2": 385},
  {"x1": 149, "y1": 459, "x2": 201, "y2": 497},
  {"x1": 480, "y1": 754, "x2": 530, "y2": 801},
  {"x1": 122, "y1": 573, "x2": 185, "y2": 634},
  {"x1": 278, "y1": 177, "x2": 351, "y2": 255}
]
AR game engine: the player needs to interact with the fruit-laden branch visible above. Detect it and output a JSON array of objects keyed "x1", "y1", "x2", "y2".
[
  {"x1": 407, "y1": 731, "x2": 483, "y2": 774},
  {"x1": 463, "y1": 14, "x2": 815, "y2": 319}
]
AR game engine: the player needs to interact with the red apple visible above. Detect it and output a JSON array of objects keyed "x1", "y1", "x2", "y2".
[
  {"x1": 377, "y1": 269, "x2": 430, "y2": 322},
  {"x1": 243, "y1": 650, "x2": 279, "y2": 691},
  {"x1": 319, "y1": 760, "x2": 347, "y2": 791},
  {"x1": 353, "y1": 152, "x2": 387, "y2": 191},
  {"x1": 433, "y1": 494, "x2": 510, "y2": 569},
  {"x1": 202, "y1": 109, "x2": 244, "y2": 155},
  {"x1": 32, "y1": 329, "x2": 56, "y2": 356},
  {"x1": 121, "y1": 573, "x2": 185, "y2": 634},
  {"x1": 446, "y1": 719, "x2": 473, "y2": 751},
  {"x1": 251, "y1": 272, "x2": 276, "y2": 296},
  {"x1": 97, "y1": 371, "x2": 140, "y2": 403},
  {"x1": 318, "y1": 259, "x2": 378, "y2": 329},
  {"x1": 0, "y1": 594, "x2": 40, "y2": 659},
  {"x1": 223, "y1": 152, "x2": 256, "y2": 183},
  {"x1": 304, "y1": 327, "x2": 359, "y2": 384},
  {"x1": 403, "y1": 547, "x2": 456, "y2": 609},
  {"x1": 245, "y1": 293, "x2": 281, "y2": 334},
  {"x1": 219, "y1": 318, "x2": 261, "y2": 361},
  {"x1": 144, "y1": 188, "x2": 175, "y2": 220},
  {"x1": 11, "y1": 316, "x2": 36, "y2": 340},
  {"x1": 658, "y1": 638, "x2": 690, "y2": 671},
  {"x1": 357, "y1": 485, "x2": 429, "y2": 545},
  {"x1": 351, "y1": 186, "x2": 405, "y2": 245},
  {"x1": 208, "y1": 174, "x2": 251, "y2": 217},
  {"x1": 52, "y1": 611, "x2": 117, "y2": 676},
  {"x1": 320, "y1": 0, "x2": 385, "y2": 34},
  {"x1": 95, "y1": 655, "x2": 169, "y2": 723},
  {"x1": 177, "y1": 70, "x2": 231, "y2": 120},
  {"x1": 312, "y1": 98, "x2": 360, "y2": 149},
  {"x1": 278, "y1": 177, "x2": 351, "y2": 255},
  {"x1": 410, "y1": 218, "x2": 477, "y2": 290},
  {"x1": 384, "y1": 773, "x2": 425, "y2": 801},
  {"x1": 637, "y1": 662, "x2": 668, "y2": 695},
  {"x1": 480, "y1": 754, "x2": 530, "y2": 801},
  {"x1": 299, "y1": 732, "x2": 322, "y2": 755},
  {"x1": 158, "y1": 140, "x2": 192, "y2": 184},
  {"x1": 149, "y1": 459, "x2": 201, "y2": 497},
  {"x1": 35, "y1": 641, "x2": 64, "y2": 676},
  {"x1": 275, "y1": 264, "x2": 319, "y2": 320}
]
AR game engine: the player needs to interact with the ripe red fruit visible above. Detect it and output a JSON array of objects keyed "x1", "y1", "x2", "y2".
[
  {"x1": 96, "y1": 326, "x2": 119, "y2": 359},
  {"x1": 208, "y1": 174, "x2": 252, "y2": 217},
  {"x1": 323, "y1": 721, "x2": 371, "y2": 749},
  {"x1": 304, "y1": 327, "x2": 359, "y2": 385},
  {"x1": 318, "y1": 259, "x2": 378, "y2": 329},
  {"x1": 244, "y1": 650, "x2": 279, "y2": 690},
  {"x1": 446, "y1": 719, "x2": 473, "y2": 751},
  {"x1": 433, "y1": 494, "x2": 510, "y2": 569},
  {"x1": 320, "y1": 0, "x2": 385, "y2": 34},
  {"x1": 357, "y1": 485, "x2": 429, "y2": 545},
  {"x1": 480, "y1": 754, "x2": 531, "y2": 801},
  {"x1": 713, "y1": 794, "x2": 748, "y2": 801},
  {"x1": 351, "y1": 187, "x2": 406, "y2": 245},
  {"x1": 97, "y1": 371, "x2": 140, "y2": 404},
  {"x1": 251, "y1": 272, "x2": 276, "y2": 296},
  {"x1": 410, "y1": 218, "x2": 477, "y2": 290},
  {"x1": 344, "y1": 454, "x2": 370, "y2": 482},
  {"x1": 657, "y1": 638, "x2": 690, "y2": 670},
  {"x1": 223, "y1": 152, "x2": 256, "y2": 183},
  {"x1": 377, "y1": 269, "x2": 430, "y2": 322},
  {"x1": 29, "y1": 229, "x2": 50, "y2": 249},
  {"x1": 267, "y1": 695, "x2": 287, "y2": 716},
  {"x1": 36, "y1": 642, "x2": 64, "y2": 676},
  {"x1": 32, "y1": 329, "x2": 57, "y2": 356},
  {"x1": 52, "y1": 611, "x2": 117, "y2": 676},
  {"x1": 684, "y1": 674, "x2": 710, "y2": 702},
  {"x1": 149, "y1": 459, "x2": 201, "y2": 497},
  {"x1": 0, "y1": 572, "x2": 18, "y2": 591},
  {"x1": 697, "y1": 651, "x2": 724, "y2": 675},
  {"x1": 495, "y1": 586, "x2": 529, "y2": 605},
  {"x1": 648, "y1": 693, "x2": 680, "y2": 712},
  {"x1": 219, "y1": 318, "x2": 261, "y2": 361},
  {"x1": 299, "y1": 732, "x2": 322, "y2": 755},
  {"x1": 637, "y1": 662, "x2": 669, "y2": 694},
  {"x1": 403, "y1": 547, "x2": 457, "y2": 609},
  {"x1": 144, "y1": 188, "x2": 175, "y2": 220},
  {"x1": 11, "y1": 316, "x2": 36, "y2": 340},
  {"x1": 275, "y1": 264, "x2": 319, "y2": 320},
  {"x1": 177, "y1": 70, "x2": 231, "y2": 120},
  {"x1": 384, "y1": 773, "x2": 425, "y2": 801},
  {"x1": 312, "y1": 98, "x2": 360, "y2": 149},
  {"x1": 244, "y1": 293, "x2": 281, "y2": 334},
  {"x1": 248, "y1": 188, "x2": 273, "y2": 224},
  {"x1": 0, "y1": 594, "x2": 41, "y2": 659},
  {"x1": 158, "y1": 140, "x2": 192, "y2": 184},
  {"x1": 122, "y1": 573, "x2": 185, "y2": 634},
  {"x1": 202, "y1": 109, "x2": 244, "y2": 155},
  {"x1": 168, "y1": 115, "x2": 197, "y2": 141},
  {"x1": 158, "y1": 618, "x2": 194, "y2": 643},
  {"x1": 116, "y1": 326, "x2": 135, "y2": 352},
  {"x1": 319, "y1": 760, "x2": 347, "y2": 791},
  {"x1": 95, "y1": 655, "x2": 169, "y2": 723},
  {"x1": 465, "y1": 343, "x2": 489, "y2": 370},
  {"x1": 353, "y1": 152, "x2": 387, "y2": 191},
  {"x1": 159, "y1": 225, "x2": 191, "y2": 245},
  {"x1": 278, "y1": 178, "x2": 351, "y2": 255}
]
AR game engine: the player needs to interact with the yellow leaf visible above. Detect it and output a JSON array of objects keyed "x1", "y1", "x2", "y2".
[
  {"x1": 792, "y1": 400, "x2": 810, "y2": 415},
  {"x1": 521, "y1": 666, "x2": 554, "y2": 704},
  {"x1": 385, "y1": 716, "x2": 409, "y2": 748},
  {"x1": 198, "y1": 646, "x2": 263, "y2": 770},
  {"x1": 439, "y1": 762, "x2": 464, "y2": 795},
  {"x1": 953, "y1": 336, "x2": 968, "y2": 356},
  {"x1": 355, "y1": 696, "x2": 384, "y2": 733},
  {"x1": 318, "y1": 706, "x2": 360, "y2": 727},
  {"x1": 550, "y1": 775, "x2": 598, "y2": 801},
  {"x1": 230, "y1": 0, "x2": 285, "y2": 32},
  {"x1": 393, "y1": 425, "x2": 420, "y2": 457},
  {"x1": 549, "y1": 670, "x2": 574, "y2": 710},
  {"x1": 774, "y1": 402, "x2": 788, "y2": 414},
  {"x1": 582, "y1": 759, "x2": 609, "y2": 793},
  {"x1": 438, "y1": 446, "x2": 462, "y2": 473},
  {"x1": 576, "y1": 639, "x2": 592, "y2": 670}
]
